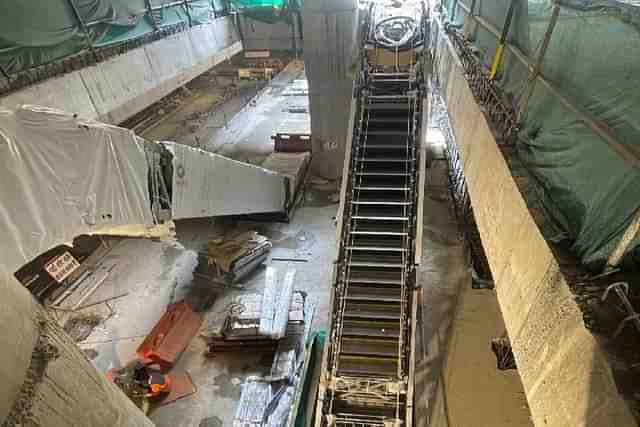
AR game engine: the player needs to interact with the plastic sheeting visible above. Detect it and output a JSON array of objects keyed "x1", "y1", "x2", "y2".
[
  {"x1": 442, "y1": 0, "x2": 640, "y2": 270},
  {"x1": 0, "y1": 105, "x2": 153, "y2": 276},
  {"x1": 302, "y1": 0, "x2": 360, "y2": 179},
  {"x1": 0, "y1": 0, "x2": 224, "y2": 74}
]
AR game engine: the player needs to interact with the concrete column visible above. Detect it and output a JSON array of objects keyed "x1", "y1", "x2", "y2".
[
  {"x1": 0, "y1": 272, "x2": 153, "y2": 427},
  {"x1": 303, "y1": 0, "x2": 359, "y2": 179}
]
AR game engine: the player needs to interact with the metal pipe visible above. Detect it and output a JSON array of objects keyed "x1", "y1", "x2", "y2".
[
  {"x1": 145, "y1": 0, "x2": 159, "y2": 30},
  {"x1": 455, "y1": 1, "x2": 640, "y2": 167},
  {"x1": 84, "y1": 2, "x2": 186, "y2": 26},
  {"x1": 518, "y1": 2, "x2": 560, "y2": 120},
  {"x1": 291, "y1": 12, "x2": 298, "y2": 58},
  {"x1": 66, "y1": 0, "x2": 99, "y2": 62},
  {"x1": 183, "y1": 0, "x2": 193, "y2": 27},
  {"x1": 462, "y1": 0, "x2": 477, "y2": 34},
  {"x1": 606, "y1": 208, "x2": 640, "y2": 269},
  {"x1": 489, "y1": 0, "x2": 516, "y2": 79}
]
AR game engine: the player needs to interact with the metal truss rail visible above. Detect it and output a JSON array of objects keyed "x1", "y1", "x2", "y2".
[{"x1": 443, "y1": 26, "x2": 520, "y2": 144}]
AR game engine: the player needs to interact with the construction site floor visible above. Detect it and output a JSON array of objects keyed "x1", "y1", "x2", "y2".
[
  {"x1": 414, "y1": 139, "x2": 532, "y2": 426},
  {"x1": 138, "y1": 56, "x2": 307, "y2": 167}
]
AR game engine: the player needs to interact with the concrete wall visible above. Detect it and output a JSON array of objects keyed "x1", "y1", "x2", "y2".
[
  {"x1": 0, "y1": 17, "x2": 242, "y2": 125},
  {"x1": 0, "y1": 272, "x2": 153, "y2": 426},
  {"x1": 432, "y1": 21, "x2": 636, "y2": 427},
  {"x1": 239, "y1": 15, "x2": 302, "y2": 52},
  {"x1": 303, "y1": 0, "x2": 359, "y2": 179}
]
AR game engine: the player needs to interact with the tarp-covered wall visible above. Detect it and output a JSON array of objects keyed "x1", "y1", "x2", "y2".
[
  {"x1": 0, "y1": 105, "x2": 153, "y2": 276},
  {"x1": 440, "y1": 0, "x2": 640, "y2": 270},
  {"x1": 0, "y1": 0, "x2": 227, "y2": 75}
]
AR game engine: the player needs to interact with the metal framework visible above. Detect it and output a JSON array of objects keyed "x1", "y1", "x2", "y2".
[
  {"x1": 315, "y1": 11, "x2": 425, "y2": 427},
  {"x1": 444, "y1": 25, "x2": 520, "y2": 144}
]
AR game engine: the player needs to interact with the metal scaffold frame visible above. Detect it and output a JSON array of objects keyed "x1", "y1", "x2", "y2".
[{"x1": 315, "y1": 5, "x2": 426, "y2": 426}]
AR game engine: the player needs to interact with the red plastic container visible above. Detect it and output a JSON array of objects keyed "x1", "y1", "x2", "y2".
[{"x1": 137, "y1": 302, "x2": 203, "y2": 367}]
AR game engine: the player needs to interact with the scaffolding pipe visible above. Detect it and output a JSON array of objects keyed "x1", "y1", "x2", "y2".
[
  {"x1": 66, "y1": 0, "x2": 99, "y2": 62},
  {"x1": 518, "y1": 2, "x2": 561, "y2": 120},
  {"x1": 489, "y1": 0, "x2": 516, "y2": 79}
]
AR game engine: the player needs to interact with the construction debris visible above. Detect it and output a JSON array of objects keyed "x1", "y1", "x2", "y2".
[
  {"x1": 216, "y1": 268, "x2": 316, "y2": 427},
  {"x1": 64, "y1": 314, "x2": 102, "y2": 342},
  {"x1": 204, "y1": 232, "x2": 272, "y2": 284},
  {"x1": 203, "y1": 268, "x2": 308, "y2": 352}
]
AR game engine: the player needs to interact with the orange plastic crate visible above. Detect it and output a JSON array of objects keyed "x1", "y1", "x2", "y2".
[{"x1": 137, "y1": 302, "x2": 203, "y2": 367}]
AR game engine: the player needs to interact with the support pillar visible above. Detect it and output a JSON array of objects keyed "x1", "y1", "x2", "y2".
[{"x1": 303, "y1": 0, "x2": 359, "y2": 179}]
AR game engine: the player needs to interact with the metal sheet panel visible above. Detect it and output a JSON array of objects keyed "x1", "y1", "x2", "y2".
[{"x1": 166, "y1": 142, "x2": 287, "y2": 219}]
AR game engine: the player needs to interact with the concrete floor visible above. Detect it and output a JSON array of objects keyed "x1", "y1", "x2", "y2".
[
  {"x1": 69, "y1": 195, "x2": 337, "y2": 427},
  {"x1": 415, "y1": 144, "x2": 532, "y2": 426},
  {"x1": 151, "y1": 201, "x2": 337, "y2": 427},
  {"x1": 57, "y1": 58, "x2": 531, "y2": 427}
]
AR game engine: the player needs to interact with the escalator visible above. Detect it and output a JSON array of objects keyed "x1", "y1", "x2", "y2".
[{"x1": 316, "y1": 42, "x2": 424, "y2": 427}]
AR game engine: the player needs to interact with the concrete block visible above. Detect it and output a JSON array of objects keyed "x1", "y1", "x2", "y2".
[
  {"x1": 166, "y1": 142, "x2": 287, "y2": 218},
  {"x1": 189, "y1": 24, "x2": 220, "y2": 62},
  {"x1": 241, "y1": 16, "x2": 299, "y2": 51},
  {"x1": 145, "y1": 33, "x2": 198, "y2": 83}
]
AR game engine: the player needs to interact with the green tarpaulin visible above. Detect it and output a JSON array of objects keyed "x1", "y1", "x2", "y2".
[{"x1": 0, "y1": 0, "x2": 226, "y2": 74}]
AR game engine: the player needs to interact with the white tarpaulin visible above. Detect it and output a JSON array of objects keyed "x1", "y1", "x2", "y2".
[
  {"x1": 165, "y1": 142, "x2": 288, "y2": 219},
  {"x1": 0, "y1": 105, "x2": 153, "y2": 275}
]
